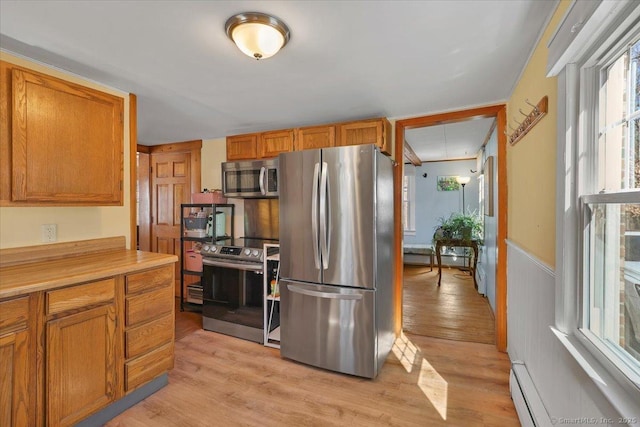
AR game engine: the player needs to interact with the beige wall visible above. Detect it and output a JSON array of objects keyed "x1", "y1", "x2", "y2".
[
  {"x1": 0, "y1": 52, "x2": 131, "y2": 249},
  {"x1": 201, "y1": 137, "x2": 225, "y2": 191},
  {"x1": 200, "y1": 137, "x2": 244, "y2": 238},
  {"x1": 506, "y1": 0, "x2": 571, "y2": 268}
]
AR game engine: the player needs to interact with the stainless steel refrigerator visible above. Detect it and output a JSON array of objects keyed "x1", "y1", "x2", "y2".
[{"x1": 278, "y1": 144, "x2": 395, "y2": 379}]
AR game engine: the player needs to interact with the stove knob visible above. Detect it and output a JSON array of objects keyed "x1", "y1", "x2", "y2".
[
  {"x1": 203, "y1": 245, "x2": 210, "y2": 252},
  {"x1": 244, "y1": 249, "x2": 251, "y2": 256},
  {"x1": 252, "y1": 250, "x2": 259, "y2": 257},
  {"x1": 211, "y1": 246, "x2": 217, "y2": 253}
]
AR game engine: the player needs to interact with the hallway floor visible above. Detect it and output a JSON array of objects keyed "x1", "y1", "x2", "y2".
[{"x1": 403, "y1": 265, "x2": 496, "y2": 345}]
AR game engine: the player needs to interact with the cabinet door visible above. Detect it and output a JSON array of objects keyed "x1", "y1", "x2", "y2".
[
  {"x1": 260, "y1": 130, "x2": 293, "y2": 158},
  {"x1": 9, "y1": 65, "x2": 124, "y2": 205},
  {"x1": 296, "y1": 125, "x2": 335, "y2": 151},
  {"x1": 338, "y1": 119, "x2": 391, "y2": 155},
  {"x1": 0, "y1": 296, "x2": 32, "y2": 427},
  {"x1": 47, "y1": 303, "x2": 117, "y2": 427},
  {"x1": 226, "y1": 134, "x2": 258, "y2": 161}
]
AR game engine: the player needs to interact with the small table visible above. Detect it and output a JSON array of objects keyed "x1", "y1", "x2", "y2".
[{"x1": 435, "y1": 239, "x2": 479, "y2": 289}]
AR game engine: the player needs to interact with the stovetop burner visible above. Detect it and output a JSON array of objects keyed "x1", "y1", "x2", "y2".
[{"x1": 200, "y1": 237, "x2": 279, "y2": 262}]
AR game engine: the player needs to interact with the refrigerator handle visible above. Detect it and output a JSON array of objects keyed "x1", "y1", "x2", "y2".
[
  {"x1": 259, "y1": 166, "x2": 266, "y2": 195},
  {"x1": 288, "y1": 284, "x2": 363, "y2": 300},
  {"x1": 311, "y1": 162, "x2": 321, "y2": 269},
  {"x1": 319, "y1": 161, "x2": 329, "y2": 270}
]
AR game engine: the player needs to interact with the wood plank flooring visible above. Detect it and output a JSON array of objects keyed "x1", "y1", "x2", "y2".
[
  {"x1": 403, "y1": 265, "x2": 495, "y2": 345},
  {"x1": 106, "y1": 329, "x2": 518, "y2": 426},
  {"x1": 174, "y1": 299, "x2": 201, "y2": 341},
  {"x1": 108, "y1": 273, "x2": 514, "y2": 426}
]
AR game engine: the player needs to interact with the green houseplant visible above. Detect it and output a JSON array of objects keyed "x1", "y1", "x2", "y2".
[{"x1": 433, "y1": 211, "x2": 483, "y2": 244}]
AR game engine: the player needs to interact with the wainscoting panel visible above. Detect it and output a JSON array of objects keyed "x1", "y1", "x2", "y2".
[{"x1": 507, "y1": 241, "x2": 618, "y2": 423}]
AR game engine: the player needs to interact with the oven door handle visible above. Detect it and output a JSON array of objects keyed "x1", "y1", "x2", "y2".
[{"x1": 202, "y1": 258, "x2": 263, "y2": 272}]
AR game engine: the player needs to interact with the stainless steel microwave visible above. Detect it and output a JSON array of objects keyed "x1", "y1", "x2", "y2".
[{"x1": 222, "y1": 158, "x2": 278, "y2": 198}]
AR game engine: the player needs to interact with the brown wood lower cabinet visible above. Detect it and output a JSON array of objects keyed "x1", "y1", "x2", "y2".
[
  {"x1": 0, "y1": 296, "x2": 32, "y2": 427},
  {"x1": 0, "y1": 260, "x2": 175, "y2": 426},
  {"x1": 46, "y1": 302, "x2": 118, "y2": 427},
  {"x1": 124, "y1": 265, "x2": 175, "y2": 394}
]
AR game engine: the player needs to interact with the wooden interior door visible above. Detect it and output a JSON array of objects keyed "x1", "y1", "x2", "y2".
[{"x1": 151, "y1": 152, "x2": 191, "y2": 295}]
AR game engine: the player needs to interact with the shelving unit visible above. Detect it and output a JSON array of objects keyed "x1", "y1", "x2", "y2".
[
  {"x1": 263, "y1": 243, "x2": 280, "y2": 348},
  {"x1": 180, "y1": 203, "x2": 234, "y2": 312}
]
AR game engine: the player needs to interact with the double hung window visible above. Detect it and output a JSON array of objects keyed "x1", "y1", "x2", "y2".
[{"x1": 581, "y1": 36, "x2": 640, "y2": 386}]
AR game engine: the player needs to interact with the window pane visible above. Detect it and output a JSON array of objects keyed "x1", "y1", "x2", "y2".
[
  {"x1": 600, "y1": 49, "x2": 628, "y2": 130},
  {"x1": 632, "y1": 40, "x2": 640, "y2": 112},
  {"x1": 598, "y1": 122, "x2": 628, "y2": 191},
  {"x1": 587, "y1": 202, "x2": 640, "y2": 373},
  {"x1": 633, "y1": 117, "x2": 640, "y2": 189}
]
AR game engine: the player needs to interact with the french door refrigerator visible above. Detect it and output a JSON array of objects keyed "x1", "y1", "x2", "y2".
[{"x1": 278, "y1": 144, "x2": 395, "y2": 379}]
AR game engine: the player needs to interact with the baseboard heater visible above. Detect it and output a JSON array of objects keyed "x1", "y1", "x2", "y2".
[{"x1": 510, "y1": 361, "x2": 553, "y2": 427}]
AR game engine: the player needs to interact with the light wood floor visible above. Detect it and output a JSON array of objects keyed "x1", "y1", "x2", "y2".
[
  {"x1": 106, "y1": 328, "x2": 518, "y2": 426},
  {"x1": 403, "y1": 265, "x2": 495, "y2": 345},
  {"x1": 108, "y1": 284, "x2": 515, "y2": 427},
  {"x1": 174, "y1": 298, "x2": 201, "y2": 341}
]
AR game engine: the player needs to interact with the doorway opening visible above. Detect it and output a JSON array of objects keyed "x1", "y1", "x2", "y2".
[{"x1": 394, "y1": 104, "x2": 508, "y2": 351}]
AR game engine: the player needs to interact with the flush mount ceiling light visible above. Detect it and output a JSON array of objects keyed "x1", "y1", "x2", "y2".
[{"x1": 225, "y1": 12, "x2": 290, "y2": 60}]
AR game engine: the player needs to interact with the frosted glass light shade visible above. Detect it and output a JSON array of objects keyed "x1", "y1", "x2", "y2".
[
  {"x1": 456, "y1": 176, "x2": 471, "y2": 185},
  {"x1": 225, "y1": 12, "x2": 290, "y2": 60}
]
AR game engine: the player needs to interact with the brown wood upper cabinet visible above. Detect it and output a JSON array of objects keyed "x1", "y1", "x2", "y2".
[
  {"x1": 226, "y1": 130, "x2": 293, "y2": 161},
  {"x1": 1, "y1": 61, "x2": 124, "y2": 206},
  {"x1": 295, "y1": 125, "x2": 335, "y2": 151},
  {"x1": 225, "y1": 118, "x2": 391, "y2": 161},
  {"x1": 226, "y1": 133, "x2": 258, "y2": 161},
  {"x1": 338, "y1": 118, "x2": 391, "y2": 155},
  {"x1": 260, "y1": 129, "x2": 293, "y2": 158}
]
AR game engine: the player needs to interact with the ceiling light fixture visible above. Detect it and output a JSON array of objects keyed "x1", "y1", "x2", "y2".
[{"x1": 225, "y1": 12, "x2": 290, "y2": 60}]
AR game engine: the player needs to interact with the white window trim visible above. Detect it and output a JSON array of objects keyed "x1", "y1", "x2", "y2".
[
  {"x1": 552, "y1": 0, "x2": 640, "y2": 417},
  {"x1": 403, "y1": 168, "x2": 416, "y2": 234}
]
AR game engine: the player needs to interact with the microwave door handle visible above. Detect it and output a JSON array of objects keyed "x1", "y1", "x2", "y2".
[
  {"x1": 259, "y1": 166, "x2": 266, "y2": 195},
  {"x1": 319, "y1": 161, "x2": 329, "y2": 270},
  {"x1": 311, "y1": 162, "x2": 321, "y2": 269}
]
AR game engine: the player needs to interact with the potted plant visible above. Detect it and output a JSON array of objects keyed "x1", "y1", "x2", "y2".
[{"x1": 433, "y1": 211, "x2": 483, "y2": 244}]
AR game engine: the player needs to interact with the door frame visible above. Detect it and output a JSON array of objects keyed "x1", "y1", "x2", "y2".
[
  {"x1": 135, "y1": 140, "x2": 202, "y2": 254},
  {"x1": 393, "y1": 104, "x2": 508, "y2": 351}
]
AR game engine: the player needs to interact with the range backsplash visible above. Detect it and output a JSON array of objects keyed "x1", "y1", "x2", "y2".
[{"x1": 243, "y1": 198, "x2": 279, "y2": 240}]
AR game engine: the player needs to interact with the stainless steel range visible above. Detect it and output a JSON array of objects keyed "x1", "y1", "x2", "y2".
[{"x1": 201, "y1": 238, "x2": 278, "y2": 343}]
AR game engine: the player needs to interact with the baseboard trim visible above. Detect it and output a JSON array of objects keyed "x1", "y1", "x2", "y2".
[{"x1": 75, "y1": 374, "x2": 168, "y2": 427}]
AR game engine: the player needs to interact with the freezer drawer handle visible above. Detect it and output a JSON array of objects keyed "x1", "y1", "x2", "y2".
[{"x1": 288, "y1": 284, "x2": 363, "y2": 300}]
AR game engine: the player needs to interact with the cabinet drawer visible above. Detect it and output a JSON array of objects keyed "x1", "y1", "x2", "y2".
[
  {"x1": 0, "y1": 296, "x2": 29, "y2": 335},
  {"x1": 125, "y1": 341, "x2": 174, "y2": 392},
  {"x1": 46, "y1": 278, "x2": 115, "y2": 316},
  {"x1": 125, "y1": 314, "x2": 173, "y2": 359},
  {"x1": 126, "y1": 265, "x2": 173, "y2": 295},
  {"x1": 125, "y1": 285, "x2": 173, "y2": 327}
]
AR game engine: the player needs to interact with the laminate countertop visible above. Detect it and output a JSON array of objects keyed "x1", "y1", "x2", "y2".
[{"x1": 0, "y1": 249, "x2": 178, "y2": 299}]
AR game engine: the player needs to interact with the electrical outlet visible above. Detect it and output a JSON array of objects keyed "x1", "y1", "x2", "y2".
[{"x1": 41, "y1": 224, "x2": 57, "y2": 242}]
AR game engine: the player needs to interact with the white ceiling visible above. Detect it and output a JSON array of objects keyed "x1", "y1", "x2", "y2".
[
  {"x1": 0, "y1": 0, "x2": 556, "y2": 159},
  {"x1": 406, "y1": 118, "x2": 495, "y2": 162}
]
